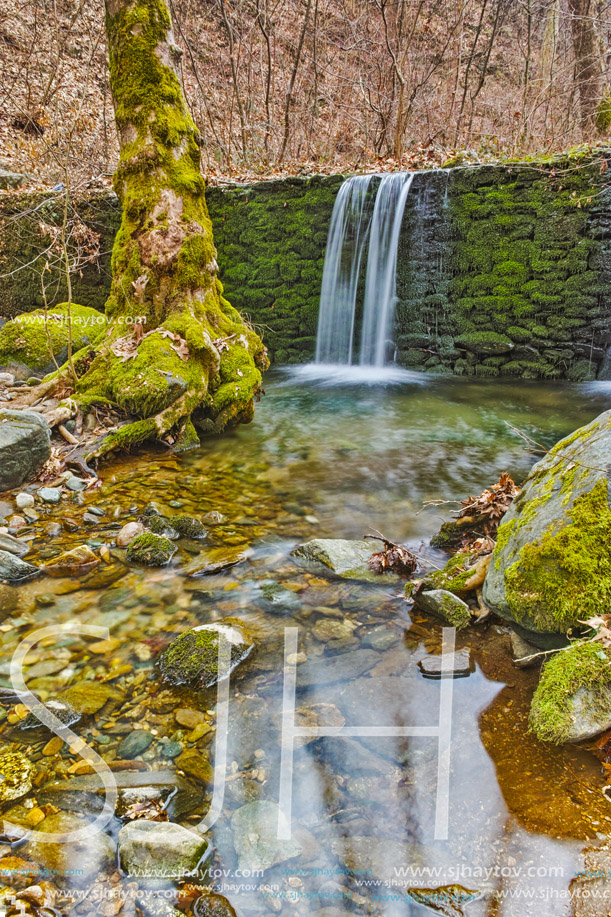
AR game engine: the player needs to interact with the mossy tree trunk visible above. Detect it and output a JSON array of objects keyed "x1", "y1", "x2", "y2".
[{"x1": 18, "y1": 0, "x2": 267, "y2": 460}]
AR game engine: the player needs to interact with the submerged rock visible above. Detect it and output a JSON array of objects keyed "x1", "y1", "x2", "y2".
[
  {"x1": 58, "y1": 680, "x2": 122, "y2": 714},
  {"x1": 127, "y1": 533, "x2": 176, "y2": 566},
  {"x1": 118, "y1": 820, "x2": 210, "y2": 879},
  {"x1": 292, "y1": 538, "x2": 400, "y2": 582},
  {"x1": 0, "y1": 410, "x2": 50, "y2": 492},
  {"x1": 24, "y1": 812, "x2": 116, "y2": 885},
  {"x1": 184, "y1": 547, "x2": 247, "y2": 576},
  {"x1": 0, "y1": 751, "x2": 34, "y2": 803},
  {"x1": 0, "y1": 533, "x2": 30, "y2": 557},
  {"x1": 231, "y1": 801, "x2": 302, "y2": 872},
  {"x1": 0, "y1": 550, "x2": 39, "y2": 582},
  {"x1": 484, "y1": 409, "x2": 611, "y2": 636},
  {"x1": 415, "y1": 589, "x2": 472, "y2": 629},
  {"x1": 171, "y1": 515, "x2": 207, "y2": 539},
  {"x1": 331, "y1": 836, "x2": 420, "y2": 886},
  {"x1": 529, "y1": 642, "x2": 611, "y2": 743},
  {"x1": 118, "y1": 730, "x2": 153, "y2": 759},
  {"x1": 43, "y1": 545, "x2": 99, "y2": 577},
  {"x1": 158, "y1": 621, "x2": 253, "y2": 688},
  {"x1": 256, "y1": 580, "x2": 301, "y2": 615},
  {"x1": 418, "y1": 648, "x2": 474, "y2": 679}
]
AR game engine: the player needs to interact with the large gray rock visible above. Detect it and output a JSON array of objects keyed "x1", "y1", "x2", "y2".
[
  {"x1": 0, "y1": 410, "x2": 51, "y2": 492},
  {"x1": 118, "y1": 820, "x2": 210, "y2": 879},
  {"x1": 158, "y1": 620, "x2": 253, "y2": 688},
  {"x1": 291, "y1": 538, "x2": 399, "y2": 583},
  {"x1": 484, "y1": 409, "x2": 611, "y2": 636}
]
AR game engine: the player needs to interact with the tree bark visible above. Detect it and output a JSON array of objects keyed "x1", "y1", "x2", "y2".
[
  {"x1": 567, "y1": 0, "x2": 602, "y2": 131},
  {"x1": 17, "y1": 0, "x2": 268, "y2": 461}
]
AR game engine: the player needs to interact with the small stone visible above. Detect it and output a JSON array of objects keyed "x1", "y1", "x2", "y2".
[
  {"x1": 0, "y1": 532, "x2": 30, "y2": 556},
  {"x1": 66, "y1": 477, "x2": 87, "y2": 492},
  {"x1": 510, "y1": 631, "x2": 541, "y2": 668},
  {"x1": 257, "y1": 580, "x2": 301, "y2": 616},
  {"x1": 202, "y1": 511, "x2": 226, "y2": 525},
  {"x1": 127, "y1": 533, "x2": 175, "y2": 566},
  {"x1": 0, "y1": 373, "x2": 15, "y2": 386},
  {"x1": 8, "y1": 515, "x2": 26, "y2": 529},
  {"x1": 35, "y1": 593, "x2": 55, "y2": 607},
  {"x1": 184, "y1": 547, "x2": 247, "y2": 576},
  {"x1": 87, "y1": 506, "x2": 105, "y2": 517},
  {"x1": 0, "y1": 550, "x2": 38, "y2": 582},
  {"x1": 171, "y1": 515, "x2": 207, "y2": 539},
  {"x1": 188, "y1": 723, "x2": 211, "y2": 742},
  {"x1": 83, "y1": 512, "x2": 100, "y2": 525},
  {"x1": 418, "y1": 648, "x2": 474, "y2": 679},
  {"x1": 43, "y1": 544, "x2": 99, "y2": 577},
  {"x1": 415, "y1": 589, "x2": 472, "y2": 630},
  {"x1": 159, "y1": 621, "x2": 253, "y2": 688},
  {"x1": 88, "y1": 638, "x2": 121, "y2": 654},
  {"x1": 118, "y1": 819, "x2": 210, "y2": 879},
  {"x1": 59, "y1": 681, "x2": 122, "y2": 714},
  {"x1": 133, "y1": 643, "x2": 152, "y2": 662},
  {"x1": 38, "y1": 487, "x2": 61, "y2": 504},
  {"x1": 43, "y1": 737, "x2": 64, "y2": 756},
  {"x1": 362, "y1": 626, "x2": 397, "y2": 651},
  {"x1": 175, "y1": 708, "x2": 207, "y2": 729},
  {"x1": 15, "y1": 493, "x2": 34, "y2": 509},
  {"x1": 24, "y1": 812, "x2": 116, "y2": 883},
  {"x1": 118, "y1": 730, "x2": 154, "y2": 759},
  {"x1": 162, "y1": 742, "x2": 183, "y2": 759},
  {"x1": 312, "y1": 617, "x2": 356, "y2": 644},
  {"x1": 116, "y1": 521, "x2": 144, "y2": 547},
  {"x1": 287, "y1": 652, "x2": 307, "y2": 665},
  {"x1": 0, "y1": 751, "x2": 34, "y2": 802},
  {"x1": 175, "y1": 749, "x2": 213, "y2": 785}
]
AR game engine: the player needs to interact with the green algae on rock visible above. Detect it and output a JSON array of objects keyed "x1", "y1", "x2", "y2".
[
  {"x1": 414, "y1": 588, "x2": 472, "y2": 630},
  {"x1": 530, "y1": 642, "x2": 611, "y2": 743},
  {"x1": 0, "y1": 303, "x2": 106, "y2": 379},
  {"x1": 158, "y1": 620, "x2": 253, "y2": 688},
  {"x1": 171, "y1": 514, "x2": 207, "y2": 539},
  {"x1": 292, "y1": 538, "x2": 400, "y2": 583},
  {"x1": 483, "y1": 409, "x2": 611, "y2": 635},
  {"x1": 126, "y1": 533, "x2": 175, "y2": 566}
]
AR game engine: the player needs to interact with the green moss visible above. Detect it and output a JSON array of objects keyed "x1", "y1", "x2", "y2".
[
  {"x1": 158, "y1": 628, "x2": 221, "y2": 686},
  {"x1": 429, "y1": 551, "x2": 477, "y2": 593},
  {"x1": 529, "y1": 642, "x2": 611, "y2": 743},
  {"x1": 596, "y1": 97, "x2": 611, "y2": 134},
  {"x1": 504, "y1": 479, "x2": 611, "y2": 632},
  {"x1": 454, "y1": 332, "x2": 514, "y2": 355},
  {"x1": 437, "y1": 592, "x2": 472, "y2": 630},
  {"x1": 171, "y1": 514, "x2": 207, "y2": 538},
  {"x1": 0, "y1": 303, "x2": 106, "y2": 374},
  {"x1": 126, "y1": 532, "x2": 175, "y2": 565}
]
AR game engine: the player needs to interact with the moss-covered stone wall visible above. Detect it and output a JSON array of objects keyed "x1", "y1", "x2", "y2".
[{"x1": 1, "y1": 155, "x2": 611, "y2": 378}]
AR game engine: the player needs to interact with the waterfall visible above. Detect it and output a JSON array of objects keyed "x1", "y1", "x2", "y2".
[
  {"x1": 315, "y1": 171, "x2": 413, "y2": 367},
  {"x1": 314, "y1": 175, "x2": 375, "y2": 364},
  {"x1": 359, "y1": 173, "x2": 414, "y2": 366}
]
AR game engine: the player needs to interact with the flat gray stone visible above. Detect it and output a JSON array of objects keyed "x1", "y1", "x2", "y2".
[
  {"x1": 418, "y1": 647, "x2": 474, "y2": 679},
  {"x1": 0, "y1": 532, "x2": 30, "y2": 557},
  {"x1": 118, "y1": 820, "x2": 210, "y2": 879},
  {"x1": 296, "y1": 649, "x2": 379, "y2": 687},
  {"x1": 38, "y1": 486, "x2": 61, "y2": 504},
  {"x1": 0, "y1": 410, "x2": 50, "y2": 492},
  {"x1": 292, "y1": 538, "x2": 399, "y2": 583}
]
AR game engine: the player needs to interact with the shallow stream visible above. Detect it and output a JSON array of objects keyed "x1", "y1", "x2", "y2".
[{"x1": 1, "y1": 368, "x2": 611, "y2": 917}]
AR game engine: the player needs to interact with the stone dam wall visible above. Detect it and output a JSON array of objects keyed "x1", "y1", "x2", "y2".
[{"x1": 1, "y1": 152, "x2": 611, "y2": 380}]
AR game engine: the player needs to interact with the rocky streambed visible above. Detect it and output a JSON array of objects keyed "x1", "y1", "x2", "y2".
[{"x1": 0, "y1": 370, "x2": 610, "y2": 916}]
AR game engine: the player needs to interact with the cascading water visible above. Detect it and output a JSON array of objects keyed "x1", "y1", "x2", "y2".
[
  {"x1": 314, "y1": 171, "x2": 414, "y2": 369},
  {"x1": 359, "y1": 172, "x2": 414, "y2": 367},
  {"x1": 314, "y1": 175, "x2": 375, "y2": 364}
]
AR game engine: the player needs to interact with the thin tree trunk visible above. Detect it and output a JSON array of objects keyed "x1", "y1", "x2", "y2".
[
  {"x1": 567, "y1": 0, "x2": 602, "y2": 131},
  {"x1": 278, "y1": 0, "x2": 312, "y2": 163}
]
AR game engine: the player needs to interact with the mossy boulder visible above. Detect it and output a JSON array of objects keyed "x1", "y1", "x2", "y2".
[
  {"x1": 158, "y1": 620, "x2": 253, "y2": 688},
  {"x1": 291, "y1": 538, "x2": 400, "y2": 583},
  {"x1": 171, "y1": 514, "x2": 207, "y2": 539},
  {"x1": 529, "y1": 643, "x2": 611, "y2": 743},
  {"x1": 126, "y1": 533, "x2": 175, "y2": 566},
  {"x1": 484, "y1": 409, "x2": 611, "y2": 636},
  {"x1": 414, "y1": 589, "x2": 472, "y2": 630},
  {"x1": 0, "y1": 303, "x2": 106, "y2": 378},
  {"x1": 0, "y1": 409, "x2": 51, "y2": 491}
]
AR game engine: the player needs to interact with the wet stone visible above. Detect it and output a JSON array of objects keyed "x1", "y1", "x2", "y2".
[
  {"x1": 59, "y1": 681, "x2": 122, "y2": 714},
  {"x1": 0, "y1": 751, "x2": 34, "y2": 803},
  {"x1": 118, "y1": 820, "x2": 210, "y2": 879},
  {"x1": 19, "y1": 699, "x2": 80, "y2": 731},
  {"x1": 417, "y1": 648, "x2": 474, "y2": 679},
  {"x1": 0, "y1": 533, "x2": 30, "y2": 557},
  {"x1": 256, "y1": 580, "x2": 301, "y2": 615},
  {"x1": 175, "y1": 749, "x2": 213, "y2": 785},
  {"x1": 361, "y1": 625, "x2": 398, "y2": 651},
  {"x1": 295, "y1": 649, "x2": 379, "y2": 687},
  {"x1": 24, "y1": 812, "x2": 116, "y2": 885},
  {"x1": 231, "y1": 801, "x2": 302, "y2": 872},
  {"x1": 0, "y1": 550, "x2": 38, "y2": 582},
  {"x1": 38, "y1": 487, "x2": 61, "y2": 504},
  {"x1": 15, "y1": 493, "x2": 34, "y2": 510},
  {"x1": 117, "y1": 730, "x2": 154, "y2": 759}
]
